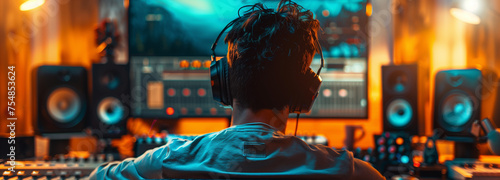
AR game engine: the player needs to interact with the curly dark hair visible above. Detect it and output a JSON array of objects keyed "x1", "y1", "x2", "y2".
[{"x1": 224, "y1": 0, "x2": 320, "y2": 111}]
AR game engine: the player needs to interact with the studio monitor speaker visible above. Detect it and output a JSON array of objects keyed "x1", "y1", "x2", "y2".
[
  {"x1": 35, "y1": 66, "x2": 88, "y2": 134},
  {"x1": 433, "y1": 69, "x2": 482, "y2": 138},
  {"x1": 382, "y1": 64, "x2": 419, "y2": 135},
  {"x1": 90, "y1": 63, "x2": 130, "y2": 138}
]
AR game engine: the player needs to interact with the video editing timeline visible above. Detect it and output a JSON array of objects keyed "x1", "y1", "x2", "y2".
[{"x1": 129, "y1": 0, "x2": 369, "y2": 118}]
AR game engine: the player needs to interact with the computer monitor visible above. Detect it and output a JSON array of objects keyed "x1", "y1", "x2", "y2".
[{"x1": 129, "y1": 0, "x2": 369, "y2": 118}]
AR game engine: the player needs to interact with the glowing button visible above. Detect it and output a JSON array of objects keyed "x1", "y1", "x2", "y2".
[
  {"x1": 3, "y1": 171, "x2": 12, "y2": 176},
  {"x1": 182, "y1": 88, "x2": 191, "y2": 97},
  {"x1": 411, "y1": 136, "x2": 419, "y2": 144},
  {"x1": 204, "y1": 60, "x2": 211, "y2": 68},
  {"x1": 195, "y1": 108, "x2": 202, "y2": 115},
  {"x1": 419, "y1": 136, "x2": 428, "y2": 144},
  {"x1": 180, "y1": 60, "x2": 190, "y2": 68},
  {"x1": 322, "y1": 10, "x2": 330, "y2": 17},
  {"x1": 377, "y1": 137, "x2": 385, "y2": 145},
  {"x1": 210, "y1": 108, "x2": 217, "y2": 115},
  {"x1": 191, "y1": 60, "x2": 202, "y2": 68},
  {"x1": 198, "y1": 88, "x2": 206, "y2": 97},
  {"x1": 166, "y1": 107, "x2": 174, "y2": 115},
  {"x1": 389, "y1": 145, "x2": 396, "y2": 153},
  {"x1": 396, "y1": 137, "x2": 404, "y2": 145},
  {"x1": 180, "y1": 108, "x2": 188, "y2": 115},
  {"x1": 426, "y1": 140, "x2": 435, "y2": 148},
  {"x1": 323, "y1": 89, "x2": 332, "y2": 97},
  {"x1": 414, "y1": 162, "x2": 421, "y2": 168},
  {"x1": 154, "y1": 136, "x2": 162, "y2": 144},
  {"x1": 352, "y1": 24, "x2": 360, "y2": 31},
  {"x1": 401, "y1": 155, "x2": 410, "y2": 164},
  {"x1": 339, "y1": 89, "x2": 348, "y2": 97},
  {"x1": 167, "y1": 88, "x2": 176, "y2": 97}
]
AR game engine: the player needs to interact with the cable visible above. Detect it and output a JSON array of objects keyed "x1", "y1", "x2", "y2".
[
  {"x1": 294, "y1": 113, "x2": 300, "y2": 136},
  {"x1": 148, "y1": 119, "x2": 157, "y2": 136}
]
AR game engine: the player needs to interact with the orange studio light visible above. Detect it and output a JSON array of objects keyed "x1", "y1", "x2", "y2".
[
  {"x1": 449, "y1": 0, "x2": 481, "y2": 25},
  {"x1": 20, "y1": 0, "x2": 45, "y2": 11},
  {"x1": 450, "y1": 8, "x2": 481, "y2": 24}
]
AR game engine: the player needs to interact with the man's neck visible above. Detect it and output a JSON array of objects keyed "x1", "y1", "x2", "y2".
[{"x1": 230, "y1": 101, "x2": 289, "y2": 133}]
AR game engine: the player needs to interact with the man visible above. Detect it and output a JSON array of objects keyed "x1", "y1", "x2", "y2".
[{"x1": 90, "y1": 0, "x2": 384, "y2": 179}]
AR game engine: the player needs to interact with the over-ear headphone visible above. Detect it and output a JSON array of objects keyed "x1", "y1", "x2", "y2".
[{"x1": 210, "y1": 9, "x2": 324, "y2": 114}]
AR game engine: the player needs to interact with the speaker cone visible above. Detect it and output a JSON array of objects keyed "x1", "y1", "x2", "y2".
[
  {"x1": 97, "y1": 97, "x2": 125, "y2": 125},
  {"x1": 386, "y1": 99, "x2": 413, "y2": 128},
  {"x1": 47, "y1": 87, "x2": 82, "y2": 124},
  {"x1": 441, "y1": 92, "x2": 473, "y2": 130}
]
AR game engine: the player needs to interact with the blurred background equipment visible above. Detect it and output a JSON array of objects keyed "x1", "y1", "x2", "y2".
[
  {"x1": 382, "y1": 64, "x2": 420, "y2": 135},
  {"x1": 372, "y1": 132, "x2": 413, "y2": 176},
  {"x1": 0, "y1": 154, "x2": 115, "y2": 179},
  {"x1": 90, "y1": 63, "x2": 130, "y2": 138},
  {"x1": 34, "y1": 66, "x2": 88, "y2": 134},
  {"x1": 433, "y1": 69, "x2": 482, "y2": 140},
  {"x1": 90, "y1": 19, "x2": 129, "y2": 138},
  {"x1": 482, "y1": 119, "x2": 500, "y2": 156}
]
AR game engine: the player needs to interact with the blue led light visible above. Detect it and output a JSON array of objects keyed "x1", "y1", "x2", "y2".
[{"x1": 401, "y1": 155, "x2": 409, "y2": 164}]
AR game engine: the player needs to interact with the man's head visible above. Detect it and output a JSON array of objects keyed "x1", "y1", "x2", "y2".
[{"x1": 225, "y1": 0, "x2": 320, "y2": 112}]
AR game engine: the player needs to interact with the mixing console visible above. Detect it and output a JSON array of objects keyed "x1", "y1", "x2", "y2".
[
  {"x1": 0, "y1": 154, "x2": 114, "y2": 179},
  {"x1": 352, "y1": 132, "x2": 415, "y2": 178},
  {"x1": 446, "y1": 160, "x2": 500, "y2": 180}
]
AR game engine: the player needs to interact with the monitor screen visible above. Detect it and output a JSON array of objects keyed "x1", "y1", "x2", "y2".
[{"x1": 129, "y1": 0, "x2": 369, "y2": 118}]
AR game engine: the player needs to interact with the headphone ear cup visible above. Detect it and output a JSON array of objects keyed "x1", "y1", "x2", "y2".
[
  {"x1": 220, "y1": 58, "x2": 232, "y2": 106},
  {"x1": 289, "y1": 68, "x2": 322, "y2": 113},
  {"x1": 210, "y1": 58, "x2": 222, "y2": 105},
  {"x1": 210, "y1": 57, "x2": 232, "y2": 106}
]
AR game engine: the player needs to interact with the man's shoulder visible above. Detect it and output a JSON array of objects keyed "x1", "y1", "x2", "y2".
[{"x1": 286, "y1": 135, "x2": 352, "y2": 157}]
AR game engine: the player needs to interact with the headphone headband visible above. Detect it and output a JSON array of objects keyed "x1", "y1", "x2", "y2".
[{"x1": 211, "y1": 17, "x2": 324, "y2": 76}]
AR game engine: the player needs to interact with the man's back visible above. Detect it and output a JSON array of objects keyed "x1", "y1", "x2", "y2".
[{"x1": 90, "y1": 122, "x2": 384, "y2": 179}]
